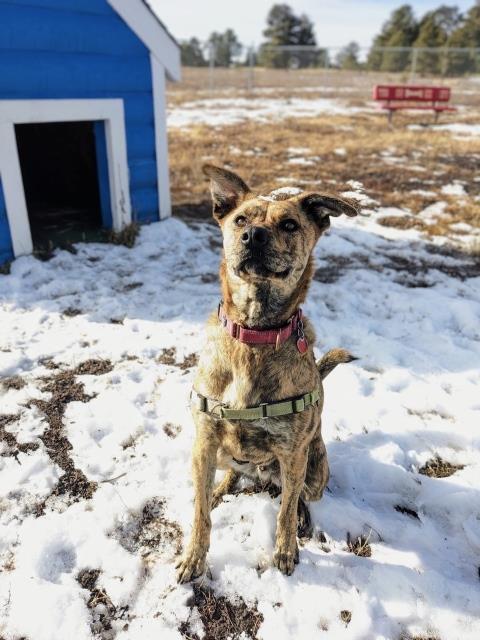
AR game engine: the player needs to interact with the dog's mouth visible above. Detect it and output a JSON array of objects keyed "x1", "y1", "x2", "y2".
[{"x1": 237, "y1": 258, "x2": 291, "y2": 280}]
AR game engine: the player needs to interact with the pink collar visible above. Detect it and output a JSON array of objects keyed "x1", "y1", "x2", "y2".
[{"x1": 217, "y1": 304, "x2": 308, "y2": 354}]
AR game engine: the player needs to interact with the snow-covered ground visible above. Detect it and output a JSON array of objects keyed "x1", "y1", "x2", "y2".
[
  {"x1": 1, "y1": 205, "x2": 479, "y2": 640},
  {"x1": 168, "y1": 96, "x2": 371, "y2": 128}
]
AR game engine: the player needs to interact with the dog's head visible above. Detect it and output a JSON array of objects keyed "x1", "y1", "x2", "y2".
[{"x1": 203, "y1": 164, "x2": 358, "y2": 317}]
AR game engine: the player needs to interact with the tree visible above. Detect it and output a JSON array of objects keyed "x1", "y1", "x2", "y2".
[
  {"x1": 208, "y1": 29, "x2": 242, "y2": 67},
  {"x1": 413, "y1": 6, "x2": 461, "y2": 74},
  {"x1": 180, "y1": 38, "x2": 207, "y2": 67},
  {"x1": 259, "y1": 3, "x2": 318, "y2": 68},
  {"x1": 336, "y1": 41, "x2": 361, "y2": 70},
  {"x1": 367, "y1": 4, "x2": 418, "y2": 71},
  {"x1": 446, "y1": 1, "x2": 480, "y2": 74}
]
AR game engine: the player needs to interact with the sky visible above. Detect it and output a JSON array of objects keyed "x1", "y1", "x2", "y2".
[{"x1": 151, "y1": 0, "x2": 475, "y2": 50}]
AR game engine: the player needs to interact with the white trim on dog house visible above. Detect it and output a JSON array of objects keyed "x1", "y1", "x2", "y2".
[
  {"x1": 151, "y1": 54, "x2": 172, "y2": 220},
  {"x1": 107, "y1": 0, "x2": 181, "y2": 81},
  {"x1": 0, "y1": 99, "x2": 132, "y2": 258}
]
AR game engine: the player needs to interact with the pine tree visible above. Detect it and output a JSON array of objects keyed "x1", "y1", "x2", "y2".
[
  {"x1": 180, "y1": 38, "x2": 207, "y2": 67},
  {"x1": 367, "y1": 4, "x2": 418, "y2": 71},
  {"x1": 414, "y1": 12, "x2": 447, "y2": 74},
  {"x1": 447, "y1": 1, "x2": 480, "y2": 74},
  {"x1": 208, "y1": 29, "x2": 242, "y2": 67},
  {"x1": 336, "y1": 42, "x2": 361, "y2": 70},
  {"x1": 259, "y1": 4, "x2": 317, "y2": 68},
  {"x1": 414, "y1": 6, "x2": 461, "y2": 75}
]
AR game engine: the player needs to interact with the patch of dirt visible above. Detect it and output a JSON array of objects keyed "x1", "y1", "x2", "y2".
[
  {"x1": 347, "y1": 533, "x2": 372, "y2": 558},
  {"x1": 157, "y1": 347, "x2": 177, "y2": 366},
  {"x1": 1, "y1": 375, "x2": 26, "y2": 391},
  {"x1": 28, "y1": 371, "x2": 97, "y2": 508},
  {"x1": 72, "y1": 359, "x2": 113, "y2": 376},
  {"x1": 314, "y1": 244, "x2": 480, "y2": 285},
  {"x1": 180, "y1": 352, "x2": 199, "y2": 370},
  {"x1": 395, "y1": 505, "x2": 420, "y2": 520},
  {"x1": 39, "y1": 357, "x2": 61, "y2": 370},
  {"x1": 157, "y1": 347, "x2": 199, "y2": 371},
  {"x1": 62, "y1": 307, "x2": 82, "y2": 317},
  {"x1": 0, "y1": 260, "x2": 12, "y2": 275},
  {"x1": 340, "y1": 610, "x2": 352, "y2": 626},
  {"x1": 122, "y1": 282, "x2": 143, "y2": 291},
  {"x1": 401, "y1": 635, "x2": 440, "y2": 640},
  {"x1": 77, "y1": 568, "x2": 131, "y2": 639},
  {"x1": 163, "y1": 422, "x2": 182, "y2": 438},
  {"x1": 419, "y1": 456, "x2": 464, "y2": 478},
  {"x1": 0, "y1": 414, "x2": 39, "y2": 460},
  {"x1": 179, "y1": 583, "x2": 264, "y2": 640},
  {"x1": 115, "y1": 498, "x2": 183, "y2": 565},
  {"x1": 378, "y1": 215, "x2": 424, "y2": 231},
  {"x1": 107, "y1": 223, "x2": 140, "y2": 249}
]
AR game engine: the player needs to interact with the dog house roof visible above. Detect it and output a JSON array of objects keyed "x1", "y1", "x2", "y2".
[{"x1": 109, "y1": 0, "x2": 181, "y2": 81}]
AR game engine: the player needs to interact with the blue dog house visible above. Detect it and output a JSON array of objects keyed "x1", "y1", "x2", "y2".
[{"x1": 0, "y1": 0, "x2": 180, "y2": 264}]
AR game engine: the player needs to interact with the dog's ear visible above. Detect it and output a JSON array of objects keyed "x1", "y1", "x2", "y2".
[
  {"x1": 203, "y1": 164, "x2": 251, "y2": 221},
  {"x1": 298, "y1": 193, "x2": 358, "y2": 233}
]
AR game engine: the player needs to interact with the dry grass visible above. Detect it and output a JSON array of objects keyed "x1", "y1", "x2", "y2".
[
  {"x1": 340, "y1": 610, "x2": 352, "y2": 625},
  {"x1": 347, "y1": 532, "x2": 372, "y2": 557},
  {"x1": 179, "y1": 583, "x2": 264, "y2": 640},
  {"x1": 167, "y1": 105, "x2": 480, "y2": 242},
  {"x1": 1, "y1": 375, "x2": 26, "y2": 391},
  {"x1": 107, "y1": 222, "x2": 140, "y2": 248},
  {"x1": 169, "y1": 67, "x2": 480, "y2": 107},
  {"x1": 419, "y1": 455, "x2": 464, "y2": 478}
]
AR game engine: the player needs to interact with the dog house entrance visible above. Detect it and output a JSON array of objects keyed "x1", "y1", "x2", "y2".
[{"x1": 15, "y1": 121, "x2": 105, "y2": 250}]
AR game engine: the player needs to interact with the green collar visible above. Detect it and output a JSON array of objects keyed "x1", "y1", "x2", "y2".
[{"x1": 191, "y1": 388, "x2": 320, "y2": 421}]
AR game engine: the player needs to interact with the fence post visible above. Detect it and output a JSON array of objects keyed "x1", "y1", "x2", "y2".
[
  {"x1": 247, "y1": 45, "x2": 255, "y2": 93},
  {"x1": 209, "y1": 41, "x2": 215, "y2": 92},
  {"x1": 409, "y1": 47, "x2": 419, "y2": 82}
]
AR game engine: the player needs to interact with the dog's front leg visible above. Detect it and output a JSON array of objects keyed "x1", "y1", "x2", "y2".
[
  {"x1": 274, "y1": 446, "x2": 308, "y2": 575},
  {"x1": 176, "y1": 420, "x2": 217, "y2": 583}
]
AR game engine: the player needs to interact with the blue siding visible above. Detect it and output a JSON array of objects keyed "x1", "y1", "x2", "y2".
[
  {"x1": 0, "y1": 0, "x2": 161, "y2": 251},
  {"x1": 0, "y1": 180, "x2": 14, "y2": 265},
  {"x1": 94, "y1": 121, "x2": 112, "y2": 228}
]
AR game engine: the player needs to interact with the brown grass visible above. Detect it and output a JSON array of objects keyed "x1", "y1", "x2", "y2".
[
  {"x1": 169, "y1": 67, "x2": 480, "y2": 107},
  {"x1": 167, "y1": 103, "x2": 480, "y2": 242},
  {"x1": 0, "y1": 414, "x2": 39, "y2": 460},
  {"x1": 340, "y1": 610, "x2": 352, "y2": 625},
  {"x1": 347, "y1": 532, "x2": 372, "y2": 557},
  {"x1": 1, "y1": 375, "x2": 26, "y2": 391},
  {"x1": 157, "y1": 347, "x2": 199, "y2": 371},
  {"x1": 395, "y1": 505, "x2": 420, "y2": 519},
  {"x1": 179, "y1": 583, "x2": 264, "y2": 640},
  {"x1": 419, "y1": 455, "x2": 464, "y2": 478},
  {"x1": 107, "y1": 222, "x2": 140, "y2": 248},
  {"x1": 30, "y1": 371, "x2": 97, "y2": 507},
  {"x1": 77, "y1": 569, "x2": 130, "y2": 638}
]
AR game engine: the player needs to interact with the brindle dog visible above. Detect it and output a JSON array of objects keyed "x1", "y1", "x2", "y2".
[{"x1": 176, "y1": 164, "x2": 357, "y2": 583}]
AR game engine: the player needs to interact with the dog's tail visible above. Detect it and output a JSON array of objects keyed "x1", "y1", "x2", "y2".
[{"x1": 316, "y1": 348, "x2": 357, "y2": 381}]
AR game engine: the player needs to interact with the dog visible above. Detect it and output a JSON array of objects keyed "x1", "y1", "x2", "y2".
[{"x1": 176, "y1": 164, "x2": 357, "y2": 583}]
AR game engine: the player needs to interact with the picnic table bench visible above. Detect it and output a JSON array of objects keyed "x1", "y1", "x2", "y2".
[{"x1": 373, "y1": 85, "x2": 457, "y2": 123}]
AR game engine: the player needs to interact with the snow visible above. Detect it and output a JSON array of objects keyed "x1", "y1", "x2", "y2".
[
  {"x1": 441, "y1": 182, "x2": 467, "y2": 197},
  {"x1": 1, "y1": 211, "x2": 480, "y2": 638},
  {"x1": 258, "y1": 187, "x2": 303, "y2": 202},
  {"x1": 167, "y1": 97, "x2": 370, "y2": 128}
]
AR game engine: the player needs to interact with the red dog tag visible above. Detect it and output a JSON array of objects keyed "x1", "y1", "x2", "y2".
[{"x1": 297, "y1": 336, "x2": 308, "y2": 354}]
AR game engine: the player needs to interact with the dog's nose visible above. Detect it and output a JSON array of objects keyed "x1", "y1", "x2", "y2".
[{"x1": 241, "y1": 226, "x2": 269, "y2": 248}]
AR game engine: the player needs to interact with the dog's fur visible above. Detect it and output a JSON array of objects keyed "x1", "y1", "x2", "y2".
[{"x1": 176, "y1": 165, "x2": 357, "y2": 583}]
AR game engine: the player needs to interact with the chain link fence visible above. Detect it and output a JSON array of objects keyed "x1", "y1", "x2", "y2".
[{"x1": 172, "y1": 44, "x2": 480, "y2": 105}]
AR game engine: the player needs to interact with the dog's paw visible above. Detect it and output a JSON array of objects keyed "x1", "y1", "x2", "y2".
[
  {"x1": 211, "y1": 491, "x2": 224, "y2": 510},
  {"x1": 175, "y1": 548, "x2": 207, "y2": 584},
  {"x1": 273, "y1": 542, "x2": 299, "y2": 575}
]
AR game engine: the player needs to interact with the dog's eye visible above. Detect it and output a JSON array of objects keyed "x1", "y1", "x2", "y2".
[
  {"x1": 280, "y1": 219, "x2": 299, "y2": 232},
  {"x1": 235, "y1": 215, "x2": 247, "y2": 227}
]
